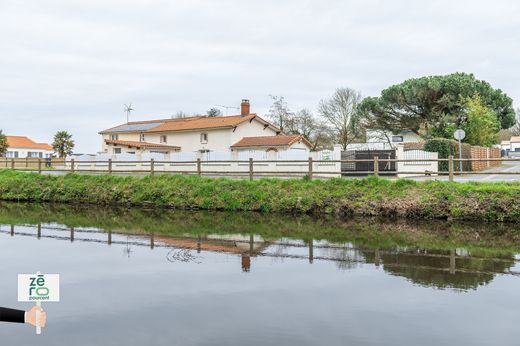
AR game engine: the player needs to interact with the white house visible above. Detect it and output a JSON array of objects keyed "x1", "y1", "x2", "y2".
[
  {"x1": 509, "y1": 136, "x2": 520, "y2": 152},
  {"x1": 4, "y1": 136, "x2": 53, "y2": 158},
  {"x1": 500, "y1": 140, "x2": 511, "y2": 152},
  {"x1": 366, "y1": 129, "x2": 422, "y2": 145},
  {"x1": 99, "y1": 100, "x2": 313, "y2": 159},
  {"x1": 231, "y1": 134, "x2": 313, "y2": 160}
]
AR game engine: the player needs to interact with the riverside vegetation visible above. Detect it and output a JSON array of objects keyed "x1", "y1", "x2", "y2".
[{"x1": 0, "y1": 170, "x2": 520, "y2": 222}]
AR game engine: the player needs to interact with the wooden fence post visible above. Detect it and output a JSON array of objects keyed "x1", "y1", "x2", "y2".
[
  {"x1": 25, "y1": 157, "x2": 28, "y2": 168},
  {"x1": 249, "y1": 158, "x2": 254, "y2": 181},
  {"x1": 150, "y1": 158, "x2": 155, "y2": 176},
  {"x1": 108, "y1": 158, "x2": 112, "y2": 174},
  {"x1": 71, "y1": 159, "x2": 75, "y2": 173},
  {"x1": 11, "y1": 158, "x2": 15, "y2": 170},
  {"x1": 448, "y1": 155, "x2": 454, "y2": 182},
  {"x1": 197, "y1": 158, "x2": 201, "y2": 176},
  {"x1": 308, "y1": 157, "x2": 313, "y2": 180},
  {"x1": 373, "y1": 156, "x2": 379, "y2": 177},
  {"x1": 38, "y1": 159, "x2": 42, "y2": 174}
]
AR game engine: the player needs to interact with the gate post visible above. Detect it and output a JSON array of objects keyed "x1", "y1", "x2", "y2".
[
  {"x1": 308, "y1": 157, "x2": 313, "y2": 180},
  {"x1": 373, "y1": 156, "x2": 379, "y2": 177},
  {"x1": 448, "y1": 155, "x2": 454, "y2": 182},
  {"x1": 249, "y1": 158, "x2": 254, "y2": 181}
]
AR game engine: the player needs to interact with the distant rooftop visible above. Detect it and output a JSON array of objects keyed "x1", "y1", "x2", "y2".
[{"x1": 6, "y1": 136, "x2": 52, "y2": 151}]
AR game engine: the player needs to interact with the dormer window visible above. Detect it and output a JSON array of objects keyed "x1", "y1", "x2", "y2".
[{"x1": 200, "y1": 133, "x2": 208, "y2": 144}]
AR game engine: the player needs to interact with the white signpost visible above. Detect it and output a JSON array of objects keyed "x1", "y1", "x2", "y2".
[
  {"x1": 18, "y1": 272, "x2": 60, "y2": 335},
  {"x1": 454, "y1": 129, "x2": 466, "y2": 172}
]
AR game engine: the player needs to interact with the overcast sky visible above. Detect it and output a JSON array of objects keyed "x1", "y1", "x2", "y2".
[{"x1": 1, "y1": 0, "x2": 519, "y2": 153}]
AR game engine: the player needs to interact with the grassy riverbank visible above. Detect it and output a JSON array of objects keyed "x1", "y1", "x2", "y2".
[{"x1": 1, "y1": 170, "x2": 520, "y2": 222}]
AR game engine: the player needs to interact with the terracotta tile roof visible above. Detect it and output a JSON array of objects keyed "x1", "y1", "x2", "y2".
[
  {"x1": 6, "y1": 136, "x2": 53, "y2": 150},
  {"x1": 105, "y1": 139, "x2": 180, "y2": 150},
  {"x1": 145, "y1": 114, "x2": 258, "y2": 133},
  {"x1": 100, "y1": 114, "x2": 280, "y2": 134},
  {"x1": 510, "y1": 136, "x2": 520, "y2": 143},
  {"x1": 231, "y1": 135, "x2": 312, "y2": 148}
]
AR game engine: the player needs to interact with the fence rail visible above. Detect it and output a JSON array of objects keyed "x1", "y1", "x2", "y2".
[{"x1": 1, "y1": 155, "x2": 519, "y2": 181}]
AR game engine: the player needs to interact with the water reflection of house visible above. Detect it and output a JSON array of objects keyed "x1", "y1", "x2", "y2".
[{"x1": 154, "y1": 235, "x2": 269, "y2": 272}]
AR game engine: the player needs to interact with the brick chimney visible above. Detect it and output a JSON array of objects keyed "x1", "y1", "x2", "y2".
[{"x1": 241, "y1": 99, "x2": 250, "y2": 116}]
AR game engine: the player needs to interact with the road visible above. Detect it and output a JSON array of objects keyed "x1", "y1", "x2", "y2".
[{"x1": 412, "y1": 160, "x2": 520, "y2": 182}]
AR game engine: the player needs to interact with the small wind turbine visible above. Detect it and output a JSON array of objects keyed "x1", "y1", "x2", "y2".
[{"x1": 124, "y1": 103, "x2": 134, "y2": 122}]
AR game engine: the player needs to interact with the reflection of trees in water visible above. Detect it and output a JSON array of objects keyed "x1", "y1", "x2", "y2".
[
  {"x1": 1, "y1": 202, "x2": 519, "y2": 290},
  {"x1": 318, "y1": 246, "x2": 365, "y2": 271},
  {"x1": 167, "y1": 248, "x2": 199, "y2": 263},
  {"x1": 360, "y1": 248, "x2": 516, "y2": 290}
]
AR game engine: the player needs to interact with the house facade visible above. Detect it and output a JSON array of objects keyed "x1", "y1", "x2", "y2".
[
  {"x1": 366, "y1": 129, "x2": 422, "y2": 145},
  {"x1": 3, "y1": 136, "x2": 53, "y2": 158},
  {"x1": 99, "y1": 100, "x2": 313, "y2": 158},
  {"x1": 509, "y1": 136, "x2": 520, "y2": 152}
]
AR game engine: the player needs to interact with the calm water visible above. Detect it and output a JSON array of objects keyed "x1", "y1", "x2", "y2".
[{"x1": 1, "y1": 203, "x2": 520, "y2": 345}]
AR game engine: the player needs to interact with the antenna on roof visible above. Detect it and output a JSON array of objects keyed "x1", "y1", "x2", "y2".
[
  {"x1": 124, "y1": 103, "x2": 134, "y2": 123},
  {"x1": 215, "y1": 105, "x2": 239, "y2": 116}
]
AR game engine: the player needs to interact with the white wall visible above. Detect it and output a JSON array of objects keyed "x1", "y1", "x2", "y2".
[
  {"x1": 145, "y1": 128, "x2": 232, "y2": 153},
  {"x1": 5, "y1": 148, "x2": 53, "y2": 158},
  {"x1": 396, "y1": 145, "x2": 438, "y2": 178},
  {"x1": 510, "y1": 142, "x2": 520, "y2": 152},
  {"x1": 70, "y1": 146, "x2": 342, "y2": 178},
  {"x1": 231, "y1": 118, "x2": 278, "y2": 143}
]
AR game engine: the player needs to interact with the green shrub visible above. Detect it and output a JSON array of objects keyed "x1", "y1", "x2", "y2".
[{"x1": 424, "y1": 138, "x2": 472, "y2": 172}]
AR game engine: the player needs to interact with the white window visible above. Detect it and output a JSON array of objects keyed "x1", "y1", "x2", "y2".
[
  {"x1": 200, "y1": 133, "x2": 208, "y2": 143},
  {"x1": 6, "y1": 151, "x2": 19, "y2": 158},
  {"x1": 27, "y1": 152, "x2": 42, "y2": 158},
  {"x1": 160, "y1": 135, "x2": 167, "y2": 143},
  {"x1": 110, "y1": 134, "x2": 119, "y2": 141},
  {"x1": 140, "y1": 134, "x2": 145, "y2": 142},
  {"x1": 114, "y1": 148, "x2": 122, "y2": 154}
]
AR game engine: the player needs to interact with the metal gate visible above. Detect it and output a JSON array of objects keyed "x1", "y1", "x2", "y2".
[{"x1": 341, "y1": 150, "x2": 396, "y2": 174}]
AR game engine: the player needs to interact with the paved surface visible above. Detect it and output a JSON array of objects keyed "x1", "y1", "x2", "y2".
[{"x1": 412, "y1": 160, "x2": 520, "y2": 182}]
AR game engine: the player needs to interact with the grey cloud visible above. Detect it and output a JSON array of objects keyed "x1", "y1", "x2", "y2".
[{"x1": 0, "y1": 0, "x2": 518, "y2": 152}]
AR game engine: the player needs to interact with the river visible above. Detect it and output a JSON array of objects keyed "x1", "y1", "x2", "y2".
[{"x1": 0, "y1": 202, "x2": 519, "y2": 345}]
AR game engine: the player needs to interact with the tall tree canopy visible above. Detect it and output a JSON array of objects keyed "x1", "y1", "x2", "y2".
[
  {"x1": 359, "y1": 73, "x2": 515, "y2": 139},
  {"x1": 52, "y1": 131, "x2": 74, "y2": 158},
  {"x1": 0, "y1": 130, "x2": 8, "y2": 157},
  {"x1": 464, "y1": 95, "x2": 499, "y2": 147}
]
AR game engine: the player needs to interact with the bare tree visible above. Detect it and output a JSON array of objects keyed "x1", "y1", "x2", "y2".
[
  {"x1": 285, "y1": 109, "x2": 334, "y2": 150},
  {"x1": 174, "y1": 111, "x2": 190, "y2": 119},
  {"x1": 319, "y1": 88, "x2": 364, "y2": 150},
  {"x1": 267, "y1": 95, "x2": 292, "y2": 131}
]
